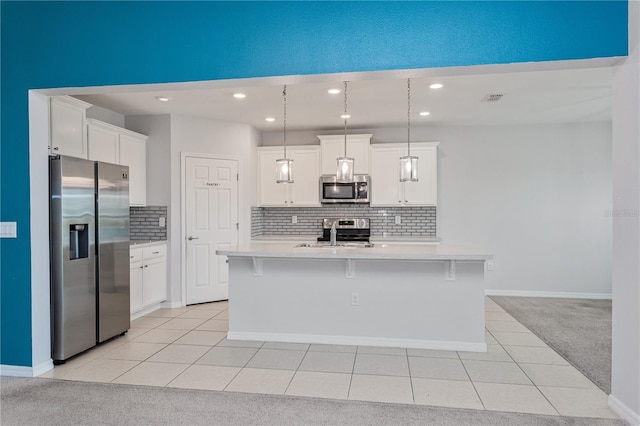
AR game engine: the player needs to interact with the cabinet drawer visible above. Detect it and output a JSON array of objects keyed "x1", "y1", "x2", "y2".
[
  {"x1": 130, "y1": 248, "x2": 142, "y2": 263},
  {"x1": 143, "y1": 244, "x2": 166, "y2": 260}
]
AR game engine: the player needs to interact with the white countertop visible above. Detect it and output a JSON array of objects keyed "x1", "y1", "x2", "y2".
[
  {"x1": 218, "y1": 242, "x2": 493, "y2": 261},
  {"x1": 129, "y1": 240, "x2": 167, "y2": 247},
  {"x1": 252, "y1": 235, "x2": 441, "y2": 243}
]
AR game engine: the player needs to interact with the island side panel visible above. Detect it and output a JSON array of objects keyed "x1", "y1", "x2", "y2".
[{"x1": 227, "y1": 257, "x2": 487, "y2": 352}]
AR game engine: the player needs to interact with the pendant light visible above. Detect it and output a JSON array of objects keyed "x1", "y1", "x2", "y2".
[
  {"x1": 276, "y1": 85, "x2": 294, "y2": 183},
  {"x1": 400, "y1": 78, "x2": 418, "y2": 182},
  {"x1": 336, "y1": 81, "x2": 354, "y2": 183}
]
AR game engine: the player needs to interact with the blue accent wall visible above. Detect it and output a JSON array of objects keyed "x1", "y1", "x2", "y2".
[{"x1": 0, "y1": 1, "x2": 628, "y2": 367}]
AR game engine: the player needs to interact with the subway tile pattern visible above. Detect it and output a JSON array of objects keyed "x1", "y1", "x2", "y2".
[
  {"x1": 251, "y1": 207, "x2": 265, "y2": 237},
  {"x1": 252, "y1": 206, "x2": 436, "y2": 237},
  {"x1": 130, "y1": 206, "x2": 168, "y2": 241}
]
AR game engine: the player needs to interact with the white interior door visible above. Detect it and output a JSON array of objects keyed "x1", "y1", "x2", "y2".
[{"x1": 185, "y1": 156, "x2": 238, "y2": 304}]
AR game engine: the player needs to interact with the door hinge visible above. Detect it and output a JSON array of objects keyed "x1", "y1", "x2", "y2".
[
  {"x1": 236, "y1": 223, "x2": 239, "y2": 230},
  {"x1": 237, "y1": 174, "x2": 239, "y2": 181}
]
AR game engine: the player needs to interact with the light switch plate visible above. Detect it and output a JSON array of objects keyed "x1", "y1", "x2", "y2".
[
  {"x1": 0, "y1": 222, "x2": 17, "y2": 238},
  {"x1": 292, "y1": 216, "x2": 297, "y2": 224},
  {"x1": 394, "y1": 215, "x2": 401, "y2": 225},
  {"x1": 159, "y1": 217, "x2": 166, "y2": 227}
]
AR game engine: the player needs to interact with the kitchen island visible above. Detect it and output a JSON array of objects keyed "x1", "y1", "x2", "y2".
[{"x1": 217, "y1": 242, "x2": 493, "y2": 352}]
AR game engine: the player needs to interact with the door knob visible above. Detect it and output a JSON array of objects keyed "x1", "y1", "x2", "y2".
[{"x1": 187, "y1": 236, "x2": 199, "y2": 241}]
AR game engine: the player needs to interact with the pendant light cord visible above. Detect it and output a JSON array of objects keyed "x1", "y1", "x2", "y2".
[
  {"x1": 343, "y1": 81, "x2": 348, "y2": 156},
  {"x1": 283, "y1": 85, "x2": 287, "y2": 158},
  {"x1": 407, "y1": 78, "x2": 411, "y2": 157}
]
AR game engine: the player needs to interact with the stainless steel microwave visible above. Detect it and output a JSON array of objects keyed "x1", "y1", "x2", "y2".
[{"x1": 320, "y1": 175, "x2": 370, "y2": 204}]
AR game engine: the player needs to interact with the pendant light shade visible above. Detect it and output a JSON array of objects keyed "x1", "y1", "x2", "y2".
[
  {"x1": 400, "y1": 78, "x2": 418, "y2": 182},
  {"x1": 276, "y1": 85, "x2": 294, "y2": 184},
  {"x1": 337, "y1": 81, "x2": 354, "y2": 183},
  {"x1": 276, "y1": 158, "x2": 293, "y2": 183}
]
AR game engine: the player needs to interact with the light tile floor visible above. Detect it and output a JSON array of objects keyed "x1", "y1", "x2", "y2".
[{"x1": 39, "y1": 298, "x2": 620, "y2": 420}]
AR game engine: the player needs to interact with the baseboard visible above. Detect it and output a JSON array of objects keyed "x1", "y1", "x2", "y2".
[
  {"x1": 130, "y1": 303, "x2": 163, "y2": 321},
  {"x1": 227, "y1": 331, "x2": 487, "y2": 353},
  {"x1": 485, "y1": 289, "x2": 612, "y2": 300},
  {"x1": 608, "y1": 394, "x2": 640, "y2": 425},
  {"x1": 1, "y1": 359, "x2": 53, "y2": 377},
  {"x1": 161, "y1": 300, "x2": 184, "y2": 309}
]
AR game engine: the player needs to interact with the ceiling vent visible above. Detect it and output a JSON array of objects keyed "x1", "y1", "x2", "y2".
[{"x1": 481, "y1": 93, "x2": 504, "y2": 103}]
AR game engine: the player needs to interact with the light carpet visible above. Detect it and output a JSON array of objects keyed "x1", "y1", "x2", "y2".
[
  {"x1": 490, "y1": 296, "x2": 611, "y2": 394},
  {"x1": 0, "y1": 376, "x2": 623, "y2": 426}
]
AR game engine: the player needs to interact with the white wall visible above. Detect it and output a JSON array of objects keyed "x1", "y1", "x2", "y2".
[
  {"x1": 87, "y1": 105, "x2": 125, "y2": 127},
  {"x1": 168, "y1": 115, "x2": 257, "y2": 303},
  {"x1": 125, "y1": 114, "x2": 258, "y2": 305},
  {"x1": 265, "y1": 122, "x2": 613, "y2": 296},
  {"x1": 610, "y1": 0, "x2": 640, "y2": 422}
]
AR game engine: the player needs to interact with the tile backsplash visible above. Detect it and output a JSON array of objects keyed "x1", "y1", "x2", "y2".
[
  {"x1": 252, "y1": 205, "x2": 436, "y2": 237},
  {"x1": 130, "y1": 206, "x2": 167, "y2": 241}
]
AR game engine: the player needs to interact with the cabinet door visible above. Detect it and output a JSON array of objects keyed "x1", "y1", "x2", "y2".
[
  {"x1": 289, "y1": 147, "x2": 321, "y2": 206},
  {"x1": 142, "y1": 259, "x2": 167, "y2": 306},
  {"x1": 50, "y1": 97, "x2": 88, "y2": 158},
  {"x1": 370, "y1": 145, "x2": 403, "y2": 206},
  {"x1": 130, "y1": 261, "x2": 143, "y2": 313},
  {"x1": 257, "y1": 149, "x2": 287, "y2": 206},
  {"x1": 319, "y1": 135, "x2": 371, "y2": 175},
  {"x1": 88, "y1": 124, "x2": 119, "y2": 163},
  {"x1": 119, "y1": 134, "x2": 147, "y2": 206},
  {"x1": 403, "y1": 144, "x2": 438, "y2": 206}
]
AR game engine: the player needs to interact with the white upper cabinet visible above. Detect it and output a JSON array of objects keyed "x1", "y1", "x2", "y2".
[
  {"x1": 257, "y1": 146, "x2": 321, "y2": 207},
  {"x1": 370, "y1": 142, "x2": 439, "y2": 206},
  {"x1": 87, "y1": 118, "x2": 148, "y2": 206},
  {"x1": 50, "y1": 96, "x2": 92, "y2": 158},
  {"x1": 318, "y1": 134, "x2": 372, "y2": 175},
  {"x1": 87, "y1": 120, "x2": 119, "y2": 163}
]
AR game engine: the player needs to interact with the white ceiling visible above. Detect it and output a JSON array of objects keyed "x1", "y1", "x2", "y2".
[{"x1": 75, "y1": 65, "x2": 613, "y2": 132}]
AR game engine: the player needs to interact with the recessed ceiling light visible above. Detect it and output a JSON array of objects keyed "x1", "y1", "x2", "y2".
[
  {"x1": 419, "y1": 111, "x2": 431, "y2": 116},
  {"x1": 328, "y1": 89, "x2": 341, "y2": 95},
  {"x1": 155, "y1": 96, "x2": 172, "y2": 102},
  {"x1": 233, "y1": 93, "x2": 246, "y2": 99},
  {"x1": 265, "y1": 117, "x2": 275, "y2": 122},
  {"x1": 429, "y1": 83, "x2": 443, "y2": 89},
  {"x1": 340, "y1": 114, "x2": 351, "y2": 119}
]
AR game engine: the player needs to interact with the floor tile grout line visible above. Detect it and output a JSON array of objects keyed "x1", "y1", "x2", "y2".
[
  {"x1": 455, "y1": 342, "x2": 487, "y2": 410},
  {"x1": 221, "y1": 339, "x2": 266, "y2": 392},
  {"x1": 487, "y1": 321, "x2": 563, "y2": 416},
  {"x1": 406, "y1": 347, "x2": 416, "y2": 404},
  {"x1": 282, "y1": 344, "x2": 311, "y2": 395}
]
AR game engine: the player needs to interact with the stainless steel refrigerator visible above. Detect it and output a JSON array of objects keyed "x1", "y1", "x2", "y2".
[{"x1": 50, "y1": 156, "x2": 130, "y2": 362}]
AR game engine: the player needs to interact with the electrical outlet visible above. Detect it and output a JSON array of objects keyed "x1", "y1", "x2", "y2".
[
  {"x1": 0, "y1": 222, "x2": 17, "y2": 238},
  {"x1": 292, "y1": 215, "x2": 297, "y2": 224},
  {"x1": 395, "y1": 215, "x2": 401, "y2": 225},
  {"x1": 159, "y1": 217, "x2": 166, "y2": 227},
  {"x1": 487, "y1": 260, "x2": 494, "y2": 271},
  {"x1": 351, "y1": 292, "x2": 360, "y2": 306}
]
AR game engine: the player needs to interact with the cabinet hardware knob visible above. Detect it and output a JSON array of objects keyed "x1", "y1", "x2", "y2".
[
  {"x1": 139, "y1": 266, "x2": 143, "y2": 269},
  {"x1": 144, "y1": 265, "x2": 148, "y2": 268},
  {"x1": 53, "y1": 147, "x2": 59, "y2": 151},
  {"x1": 152, "y1": 251, "x2": 159, "y2": 254}
]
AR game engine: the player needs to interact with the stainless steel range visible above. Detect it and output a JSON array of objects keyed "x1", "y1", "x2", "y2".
[{"x1": 317, "y1": 218, "x2": 371, "y2": 243}]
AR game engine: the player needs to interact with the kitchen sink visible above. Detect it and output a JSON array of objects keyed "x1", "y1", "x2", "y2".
[{"x1": 295, "y1": 242, "x2": 374, "y2": 248}]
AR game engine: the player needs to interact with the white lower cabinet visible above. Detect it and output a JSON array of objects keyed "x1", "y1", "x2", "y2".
[
  {"x1": 130, "y1": 242, "x2": 167, "y2": 316},
  {"x1": 370, "y1": 142, "x2": 439, "y2": 206}
]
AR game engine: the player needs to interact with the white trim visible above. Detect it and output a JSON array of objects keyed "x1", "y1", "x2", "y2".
[
  {"x1": 608, "y1": 394, "x2": 640, "y2": 426},
  {"x1": 227, "y1": 331, "x2": 487, "y2": 353},
  {"x1": 130, "y1": 302, "x2": 163, "y2": 321},
  {"x1": 161, "y1": 300, "x2": 184, "y2": 309},
  {"x1": 485, "y1": 289, "x2": 612, "y2": 300},
  {"x1": 28, "y1": 91, "x2": 53, "y2": 371},
  {"x1": 1, "y1": 359, "x2": 53, "y2": 377},
  {"x1": 181, "y1": 152, "x2": 242, "y2": 306}
]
